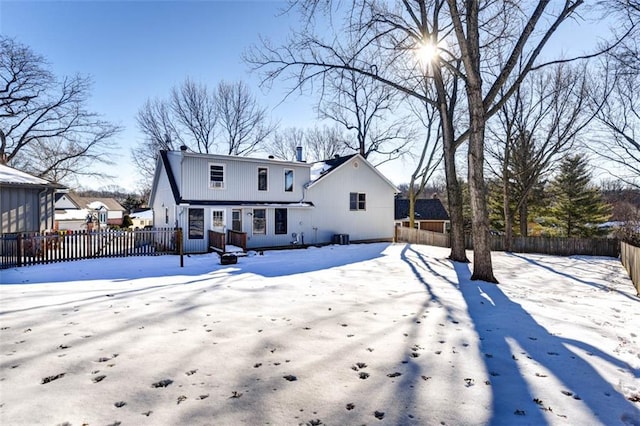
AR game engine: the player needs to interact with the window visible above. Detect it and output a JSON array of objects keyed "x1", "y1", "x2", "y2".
[
  {"x1": 209, "y1": 163, "x2": 225, "y2": 189},
  {"x1": 253, "y1": 209, "x2": 266, "y2": 234},
  {"x1": 284, "y1": 169, "x2": 294, "y2": 192},
  {"x1": 188, "y1": 208, "x2": 204, "y2": 239},
  {"x1": 349, "y1": 192, "x2": 366, "y2": 211},
  {"x1": 212, "y1": 210, "x2": 224, "y2": 228},
  {"x1": 165, "y1": 207, "x2": 169, "y2": 225},
  {"x1": 258, "y1": 167, "x2": 268, "y2": 191},
  {"x1": 275, "y1": 208, "x2": 287, "y2": 234},
  {"x1": 232, "y1": 209, "x2": 242, "y2": 232}
]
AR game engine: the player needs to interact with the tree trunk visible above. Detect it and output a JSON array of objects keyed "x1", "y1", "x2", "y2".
[
  {"x1": 503, "y1": 182, "x2": 513, "y2": 252},
  {"x1": 432, "y1": 61, "x2": 468, "y2": 263},
  {"x1": 467, "y1": 87, "x2": 498, "y2": 283},
  {"x1": 519, "y1": 199, "x2": 528, "y2": 236},
  {"x1": 443, "y1": 134, "x2": 467, "y2": 262},
  {"x1": 408, "y1": 181, "x2": 416, "y2": 229}
]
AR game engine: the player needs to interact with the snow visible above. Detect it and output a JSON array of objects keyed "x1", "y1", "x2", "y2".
[
  {"x1": 0, "y1": 164, "x2": 52, "y2": 186},
  {"x1": 310, "y1": 161, "x2": 331, "y2": 181},
  {"x1": 0, "y1": 243, "x2": 638, "y2": 425},
  {"x1": 131, "y1": 209, "x2": 153, "y2": 220}
]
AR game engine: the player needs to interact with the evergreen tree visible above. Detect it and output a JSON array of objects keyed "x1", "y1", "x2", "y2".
[{"x1": 546, "y1": 155, "x2": 611, "y2": 237}]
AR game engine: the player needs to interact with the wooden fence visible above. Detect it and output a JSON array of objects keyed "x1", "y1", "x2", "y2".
[
  {"x1": 0, "y1": 228, "x2": 182, "y2": 269},
  {"x1": 395, "y1": 226, "x2": 450, "y2": 248},
  {"x1": 621, "y1": 242, "x2": 640, "y2": 296},
  {"x1": 395, "y1": 227, "x2": 620, "y2": 258}
]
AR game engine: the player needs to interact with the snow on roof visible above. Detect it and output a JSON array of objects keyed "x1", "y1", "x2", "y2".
[
  {"x1": 310, "y1": 161, "x2": 331, "y2": 181},
  {"x1": 0, "y1": 164, "x2": 53, "y2": 186},
  {"x1": 131, "y1": 209, "x2": 153, "y2": 219}
]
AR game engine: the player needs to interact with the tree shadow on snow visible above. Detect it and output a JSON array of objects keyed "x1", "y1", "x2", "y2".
[{"x1": 450, "y1": 259, "x2": 639, "y2": 425}]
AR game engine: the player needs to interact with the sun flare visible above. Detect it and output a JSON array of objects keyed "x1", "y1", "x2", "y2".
[{"x1": 417, "y1": 41, "x2": 438, "y2": 66}]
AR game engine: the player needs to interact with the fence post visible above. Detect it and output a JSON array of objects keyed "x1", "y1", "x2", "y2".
[
  {"x1": 17, "y1": 234, "x2": 23, "y2": 267},
  {"x1": 176, "y1": 228, "x2": 184, "y2": 267}
]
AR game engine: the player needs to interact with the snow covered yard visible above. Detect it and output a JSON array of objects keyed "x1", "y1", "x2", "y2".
[{"x1": 0, "y1": 242, "x2": 638, "y2": 426}]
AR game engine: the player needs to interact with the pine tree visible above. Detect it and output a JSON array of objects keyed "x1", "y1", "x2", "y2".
[{"x1": 547, "y1": 155, "x2": 611, "y2": 237}]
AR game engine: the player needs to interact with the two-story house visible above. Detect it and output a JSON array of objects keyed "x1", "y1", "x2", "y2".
[{"x1": 149, "y1": 147, "x2": 398, "y2": 253}]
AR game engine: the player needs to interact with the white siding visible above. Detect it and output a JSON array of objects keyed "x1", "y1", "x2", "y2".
[
  {"x1": 307, "y1": 157, "x2": 396, "y2": 244},
  {"x1": 151, "y1": 161, "x2": 178, "y2": 229},
  {"x1": 173, "y1": 152, "x2": 311, "y2": 202}
]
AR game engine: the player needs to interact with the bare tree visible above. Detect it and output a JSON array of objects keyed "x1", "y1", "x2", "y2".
[
  {"x1": 133, "y1": 98, "x2": 182, "y2": 183},
  {"x1": 596, "y1": 71, "x2": 640, "y2": 188},
  {"x1": 487, "y1": 63, "x2": 595, "y2": 249},
  {"x1": 303, "y1": 124, "x2": 350, "y2": 162},
  {"x1": 133, "y1": 78, "x2": 218, "y2": 187},
  {"x1": 319, "y1": 67, "x2": 413, "y2": 164},
  {"x1": 247, "y1": 0, "x2": 471, "y2": 265},
  {"x1": 267, "y1": 127, "x2": 306, "y2": 161},
  {"x1": 216, "y1": 80, "x2": 277, "y2": 155},
  {"x1": 267, "y1": 124, "x2": 349, "y2": 162},
  {"x1": 0, "y1": 36, "x2": 121, "y2": 184},
  {"x1": 249, "y1": 0, "x2": 626, "y2": 282},
  {"x1": 170, "y1": 78, "x2": 217, "y2": 154}
]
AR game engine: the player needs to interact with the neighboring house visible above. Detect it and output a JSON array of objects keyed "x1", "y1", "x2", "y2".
[
  {"x1": 0, "y1": 164, "x2": 65, "y2": 234},
  {"x1": 149, "y1": 148, "x2": 398, "y2": 253},
  {"x1": 394, "y1": 197, "x2": 450, "y2": 233},
  {"x1": 55, "y1": 193, "x2": 125, "y2": 231},
  {"x1": 130, "y1": 209, "x2": 153, "y2": 229}
]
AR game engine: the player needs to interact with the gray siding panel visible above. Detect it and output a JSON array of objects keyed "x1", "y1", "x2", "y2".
[{"x1": 0, "y1": 186, "x2": 50, "y2": 233}]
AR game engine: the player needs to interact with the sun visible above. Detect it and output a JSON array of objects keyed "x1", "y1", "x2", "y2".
[{"x1": 417, "y1": 41, "x2": 439, "y2": 66}]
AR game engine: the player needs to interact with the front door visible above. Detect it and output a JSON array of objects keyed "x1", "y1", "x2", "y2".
[{"x1": 212, "y1": 210, "x2": 225, "y2": 233}]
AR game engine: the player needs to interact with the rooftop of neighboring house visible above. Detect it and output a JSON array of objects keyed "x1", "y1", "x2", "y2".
[
  {"x1": 394, "y1": 197, "x2": 450, "y2": 221},
  {"x1": 55, "y1": 192, "x2": 125, "y2": 212},
  {"x1": 0, "y1": 164, "x2": 65, "y2": 189}
]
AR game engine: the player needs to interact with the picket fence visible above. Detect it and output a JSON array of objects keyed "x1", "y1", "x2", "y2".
[{"x1": 0, "y1": 228, "x2": 182, "y2": 269}]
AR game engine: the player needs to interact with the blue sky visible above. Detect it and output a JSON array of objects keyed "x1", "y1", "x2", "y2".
[
  {"x1": 0, "y1": 1, "x2": 618, "y2": 191},
  {"x1": 1, "y1": 0, "x2": 319, "y2": 191}
]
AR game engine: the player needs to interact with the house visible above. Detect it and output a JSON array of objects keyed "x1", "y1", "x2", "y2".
[
  {"x1": 54, "y1": 193, "x2": 126, "y2": 231},
  {"x1": 149, "y1": 148, "x2": 398, "y2": 253},
  {"x1": 130, "y1": 209, "x2": 153, "y2": 229},
  {"x1": 0, "y1": 164, "x2": 65, "y2": 234},
  {"x1": 394, "y1": 197, "x2": 450, "y2": 233}
]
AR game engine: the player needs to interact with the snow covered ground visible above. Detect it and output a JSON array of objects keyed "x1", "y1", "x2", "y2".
[{"x1": 0, "y1": 243, "x2": 638, "y2": 426}]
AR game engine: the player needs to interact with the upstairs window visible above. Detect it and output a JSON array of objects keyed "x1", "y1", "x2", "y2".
[
  {"x1": 349, "y1": 192, "x2": 366, "y2": 211},
  {"x1": 209, "y1": 163, "x2": 225, "y2": 189},
  {"x1": 258, "y1": 167, "x2": 268, "y2": 191},
  {"x1": 284, "y1": 169, "x2": 294, "y2": 192}
]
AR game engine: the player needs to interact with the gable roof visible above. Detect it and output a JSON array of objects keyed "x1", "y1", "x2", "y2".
[
  {"x1": 395, "y1": 198, "x2": 450, "y2": 221},
  {"x1": 56, "y1": 192, "x2": 125, "y2": 211},
  {"x1": 308, "y1": 154, "x2": 398, "y2": 192},
  {"x1": 0, "y1": 164, "x2": 64, "y2": 189},
  {"x1": 309, "y1": 154, "x2": 358, "y2": 182}
]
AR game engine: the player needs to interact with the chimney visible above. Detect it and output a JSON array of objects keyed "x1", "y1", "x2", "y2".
[{"x1": 296, "y1": 146, "x2": 303, "y2": 162}]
